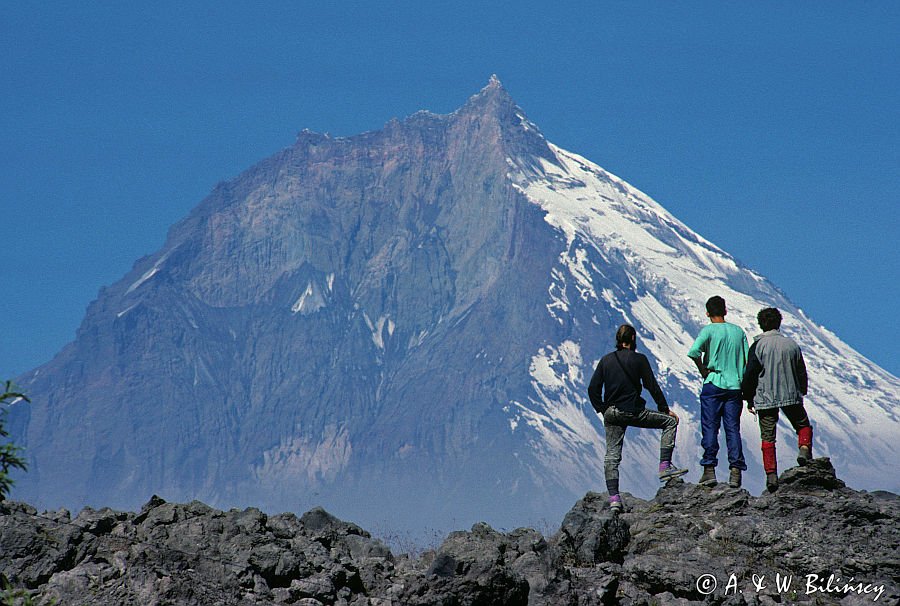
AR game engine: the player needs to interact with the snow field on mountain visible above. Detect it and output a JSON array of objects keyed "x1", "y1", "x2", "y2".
[{"x1": 510, "y1": 142, "x2": 900, "y2": 494}]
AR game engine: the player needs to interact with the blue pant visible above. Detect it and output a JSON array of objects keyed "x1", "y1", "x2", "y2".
[{"x1": 699, "y1": 383, "x2": 746, "y2": 470}]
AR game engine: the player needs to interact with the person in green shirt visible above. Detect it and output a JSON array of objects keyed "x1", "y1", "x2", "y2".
[{"x1": 687, "y1": 295, "x2": 749, "y2": 488}]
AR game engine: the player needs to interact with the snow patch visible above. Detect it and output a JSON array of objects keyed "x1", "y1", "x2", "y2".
[
  {"x1": 505, "y1": 340, "x2": 609, "y2": 492},
  {"x1": 529, "y1": 341, "x2": 583, "y2": 390},
  {"x1": 292, "y1": 281, "x2": 326, "y2": 315},
  {"x1": 546, "y1": 268, "x2": 570, "y2": 323},
  {"x1": 192, "y1": 356, "x2": 215, "y2": 387},
  {"x1": 126, "y1": 252, "x2": 171, "y2": 295},
  {"x1": 126, "y1": 267, "x2": 158, "y2": 295},
  {"x1": 407, "y1": 329, "x2": 429, "y2": 349},
  {"x1": 116, "y1": 303, "x2": 139, "y2": 318},
  {"x1": 363, "y1": 313, "x2": 394, "y2": 350}
]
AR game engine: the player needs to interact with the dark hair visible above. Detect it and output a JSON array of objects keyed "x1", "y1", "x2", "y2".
[
  {"x1": 615, "y1": 324, "x2": 637, "y2": 349},
  {"x1": 757, "y1": 307, "x2": 782, "y2": 331},
  {"x1": 706, "y1": 296, "x2": 726, "y2": 317}
]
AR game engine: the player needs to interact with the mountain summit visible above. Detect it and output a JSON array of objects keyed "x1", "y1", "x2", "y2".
[{"x1": 10, "y1": 79, "x2": 900, "y2": 533}]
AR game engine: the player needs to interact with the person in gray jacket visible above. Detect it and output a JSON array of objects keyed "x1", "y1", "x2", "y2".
[{"x1": 741, "y1": 307, "x2": 814, "y2": 492}]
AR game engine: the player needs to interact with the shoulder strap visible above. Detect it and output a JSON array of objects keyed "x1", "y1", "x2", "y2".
[{"x1": 613, "y1": 350, "x2": 641, "y2": 394}]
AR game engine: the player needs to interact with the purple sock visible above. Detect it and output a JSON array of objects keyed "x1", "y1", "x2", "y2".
[
  {"x1": 609, "y1": 494, "x2": 621, "y2": 503},
  {"x1": 659, "y1": 461, "x2": 670, "y2": 472}
]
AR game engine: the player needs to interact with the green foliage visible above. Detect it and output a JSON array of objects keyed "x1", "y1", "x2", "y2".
[
  {"x1": 1, "y1": 576, "x2": 42, "y2": 606},
  {"x1": 1, "y1": 586, "x2": 28, "y2": 606},
  {"x1": 0, "y1": 380, "x2": 29, "y2": 500}
]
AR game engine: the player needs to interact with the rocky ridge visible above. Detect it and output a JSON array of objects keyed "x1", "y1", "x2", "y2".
[{"x1": 1, "y1": 459, "x2": 896, "y2": 605}]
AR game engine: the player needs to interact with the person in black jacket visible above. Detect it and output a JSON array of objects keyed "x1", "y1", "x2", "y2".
[{"x1": 588, "y1": 324, "x2": 687, "y2": 512}]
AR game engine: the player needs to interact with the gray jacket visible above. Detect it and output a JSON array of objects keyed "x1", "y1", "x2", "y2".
[{"x1": 741, "y1": 330, "x2": 808, "y2": 410}]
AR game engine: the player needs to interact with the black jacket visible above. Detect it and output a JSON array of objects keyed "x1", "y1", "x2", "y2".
[{"x1": 588, "y1": 348, "x2": 669, "y2": 414}]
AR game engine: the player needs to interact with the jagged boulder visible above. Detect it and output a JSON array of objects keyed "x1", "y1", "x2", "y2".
[
  {"x1": 615, "y1": 458, "x2": 899, "y2": 604},
  {"x1": 553, "y1": 491, "x2": 631, "y2": 566},
  {"x1": 395, "y1": 522, "x2": 530, "y2": 605},
  {"x1": 0, "y1": 460, "x2": 897, "y2": 605},
  {"x1": 0, "y1": 496, "x2": 396, "y2": 605},
  {"x1": 0, "y1": 502, "x2": 90, "y2": 590}
]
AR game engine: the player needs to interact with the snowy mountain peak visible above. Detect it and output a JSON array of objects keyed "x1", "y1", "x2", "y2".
[{"x1": 11, "y1": 82, "x2": 899, "y2": 536}]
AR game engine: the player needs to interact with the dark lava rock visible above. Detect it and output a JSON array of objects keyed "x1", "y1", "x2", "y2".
[
  {"x1": 1, "y1": 460, "x2": 897, "y2": 605},
  {"x1": 614, "y1": 458, "x2": 899, "y2": 605},
  {"x1": 553, "y1": 491, "x2": 631, "y2": 566},
  {"x1": 0, "y1": 496, "x2": 394, "y2": 605},
  {"x1": 396, "y1": 521, "x2": 530, "y2": 605}
]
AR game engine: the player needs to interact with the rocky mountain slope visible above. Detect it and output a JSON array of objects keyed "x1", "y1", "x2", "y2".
[
  {"x1": 2, "y1": 459, "x2": 896, "y2": 605},
  {"x1": 8, "y1": 77, "x2": 900, "y2": 535}
]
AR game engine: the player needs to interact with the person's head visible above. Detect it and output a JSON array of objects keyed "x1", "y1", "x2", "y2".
[
  {"x1": 757, "y1": 307, "x2": 782, "y2": 332},
  {"x1": 615, "y1": 324, "x2": 637, "y2": 350},
  {"x1": 706, "y1": 295, "x2": 727, "y2": 318}
]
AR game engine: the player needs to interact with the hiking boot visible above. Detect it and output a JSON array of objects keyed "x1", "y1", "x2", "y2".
[
  {"x1": 766, "y1": 472, "x2": 779, "y2": 493},
  {"x1": 608, "y1": 494, "x2": 624, "y2": 514},
  {"x1": 728, "y1": 467, "x2": 742, "y2": 488},
  {"x1": 658, "y1": 461, "x2": 689, "y2": 482},
  {"x1": 797, "y1": 445, "x2": 812, "y2": 466},
  {"x1": 699, "y1": 465, "x2": 717, "y2": 486}
]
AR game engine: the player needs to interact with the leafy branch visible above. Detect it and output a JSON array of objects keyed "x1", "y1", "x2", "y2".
[{"x1": 0, "y1": 380, "x2": 29, "y2": 501}]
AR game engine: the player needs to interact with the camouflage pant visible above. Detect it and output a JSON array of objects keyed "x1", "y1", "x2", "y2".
[{"x1": 603, "y1": 407, "x2": 678, "y2": 496}]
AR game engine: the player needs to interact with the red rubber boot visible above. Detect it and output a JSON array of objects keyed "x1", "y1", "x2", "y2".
[
  {"x1": 762, "y1": 441, "x2": 778, "y2": 492},
  {"x1": 797, "y1": 426, "x2": 813, "y2": 466}
]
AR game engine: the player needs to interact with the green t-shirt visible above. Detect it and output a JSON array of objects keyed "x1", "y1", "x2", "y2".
[{"x1": 688, "y1": 322, "x2": 749, "y2": 390}]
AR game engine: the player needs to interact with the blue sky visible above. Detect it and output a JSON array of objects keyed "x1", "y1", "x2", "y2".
[{"x1": 2, "y1": 2, "x2": 898, "y2": 378}]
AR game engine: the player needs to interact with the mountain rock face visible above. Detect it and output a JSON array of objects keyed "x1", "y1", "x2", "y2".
[
  {"x1": 9, "y1": 77, "x2": 900, "y2": 534},
  {"x1": 2, "y1": 460, "x2": 897, "y2": 605}
]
